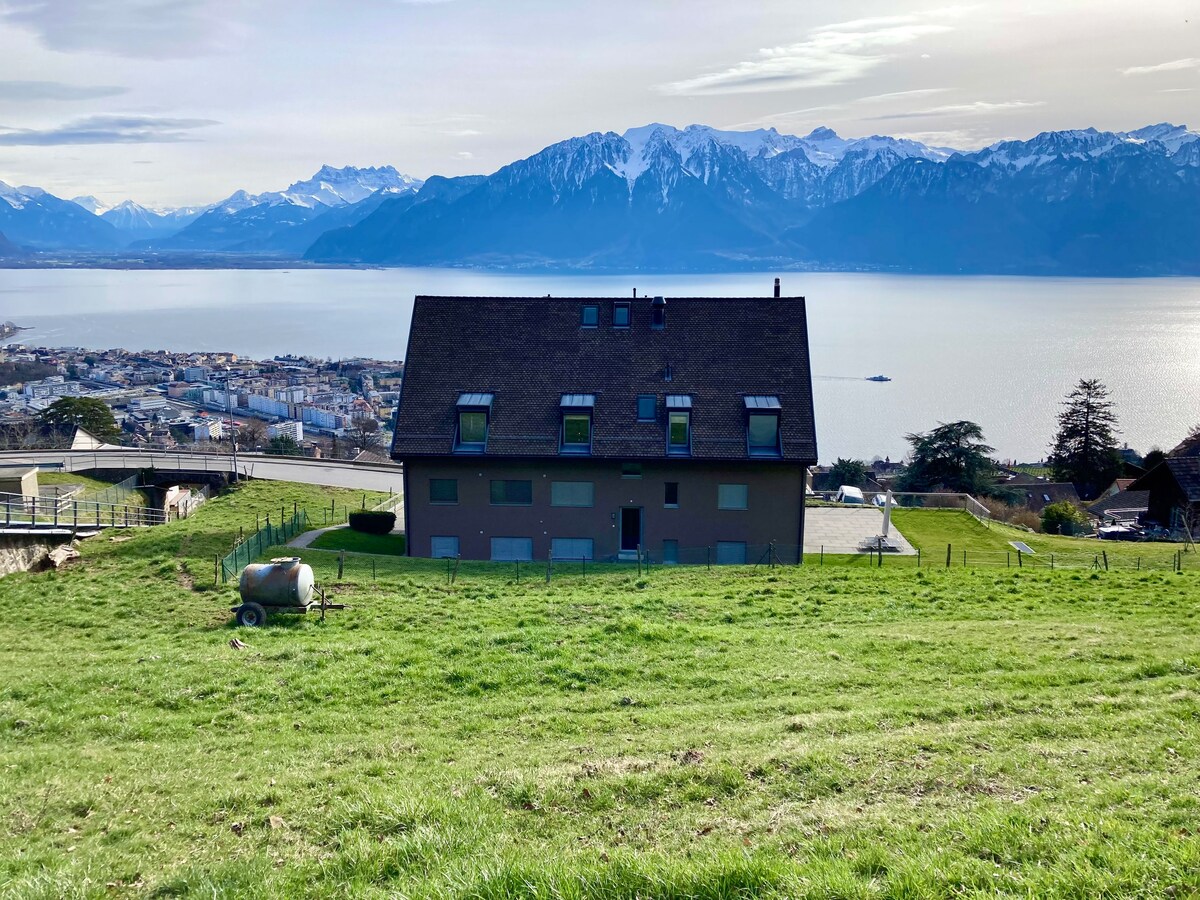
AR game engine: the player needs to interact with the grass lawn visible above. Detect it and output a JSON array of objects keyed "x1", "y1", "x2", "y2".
[
  {"x1": 891, "y1": 509, "x2": 1188, "y2": 570},
  {"x1": 1, "y1": 483, "x2": 1198, "y2": 898},
  {"x1": 38, "y1": 472, "x2": 152, "y2": 510},
  {"x1": 309, "y1": 528, "x2": 407, "y2": 556}
]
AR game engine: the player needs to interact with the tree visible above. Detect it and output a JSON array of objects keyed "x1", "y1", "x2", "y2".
[
  {"x1": 898, "y1": 420, "x2": 999, "y2": 496},
  {"x1": 38, "y1": 397, "x2": 120, "y2": 441},
  {"x1": 1041, "y1": 500, "x2": 1087, "y2": 536},
  {"x1": 346, "y1": 416, "x2": 385, "y2": 454},
  {"x1": 1142, "y1": 448, "x2": 1167, "y2": 471},
  {"x1": 237, "y1": 419, "x2": 266, "y2": 450},
  {"x1": 267, "y1": 434, "x2": 299, "y2": 456},
  {"x1": 829, "y1": 457, "x2": 868, "y2": 487},
  {"x1": 1048, "y1": 379, "x2": 1122, "y2": 500}
]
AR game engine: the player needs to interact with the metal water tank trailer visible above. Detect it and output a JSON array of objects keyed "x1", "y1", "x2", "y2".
[{"x1": 239, "y1": 557, "x2": 314, "y2": 606}]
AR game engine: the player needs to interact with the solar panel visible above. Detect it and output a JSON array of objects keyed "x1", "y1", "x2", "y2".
[{"x1": 1009, "y1": 541, "x2": 1035, "y2": 554}]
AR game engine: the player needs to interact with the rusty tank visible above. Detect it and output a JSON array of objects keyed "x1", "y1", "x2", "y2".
[{"x1": 238, "y1": 556, "x2": 314, "y2": 607}]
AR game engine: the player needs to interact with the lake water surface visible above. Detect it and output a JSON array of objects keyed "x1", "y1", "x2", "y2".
[{"x1": 2, "y1": 267, "x2": 1197, "y2": 463}]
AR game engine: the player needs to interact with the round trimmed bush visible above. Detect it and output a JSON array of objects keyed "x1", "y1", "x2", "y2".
[{"x1": 348, "y1": 510, "x2": 396, "y2": 534}]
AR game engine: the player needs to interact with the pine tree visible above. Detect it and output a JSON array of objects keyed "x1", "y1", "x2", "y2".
[
  {"x1": 1048, "y1": 379, "x2": 1122, "y2": 500},
  {"x1": 898, "y1": 420, "x2": 999, "y2": 495}
]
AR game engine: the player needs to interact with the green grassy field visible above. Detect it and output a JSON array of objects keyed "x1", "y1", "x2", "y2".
[
  {"x1": 309, "y1": 528, "x2": 407, "y2": 556},
  {"x1": 1, "y1": 482, "x2": 1199, "y2": 898}
]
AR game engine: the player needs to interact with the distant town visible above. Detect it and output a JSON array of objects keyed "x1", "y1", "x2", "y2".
[{"x1": 0, "y1": 326, "x2": 401, "y2": 461}]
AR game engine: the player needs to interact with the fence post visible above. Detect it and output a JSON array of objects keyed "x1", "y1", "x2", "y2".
[
  {"x1": 372, "y1": 558, "x2": 376, "y2": 582},
  {"x1": 515, "y1": 559, "x2": 520, "y2": 584},
  {"x1": 962, "y1": 549, "x2": 967, "y2": 568},
  {"x1": 637, "y1": 544, "x2": 642, "y2": 577},
  {"x1": 214, "y1": 555, "x2": 219, "y2": 584},
  {"x1": 707, "y1": 546, "x2": 711, "y2": 571},
  {"x1": 447, "y1": 556, "x2": 452, "y2": 585},
  {"x1": 1051, "y1": 553, "x2": 1055, "y2": 570},
  {"x1": 1007, "y1": 551, "x2": 1011, "y2": 568},
  {"x1": 946, "y1": 543, "x2": 952, "y2": 568},
  {"x1": 546, "y1": 555, "x2": 552, "y2": 584},
  {"x1": 916, "y1": 547, "x2": 921, "y2": 568},
  {"x1": 1102, "y1": 550, "x2": 1108, "y2": 572},
  {"x1": 820, "y1": 545, "x2": 824, "y2": 565},
  {"x1": 338, "y1": 550, "x2": 344, "y2": 580}
]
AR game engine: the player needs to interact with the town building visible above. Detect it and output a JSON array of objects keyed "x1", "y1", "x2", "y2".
[
  {"x1": 392, "y1": 293, "x2": 817, "y2": 563},
  {"x1": 1129, "y1": 457, "x2": 1200, "y2": 538}
]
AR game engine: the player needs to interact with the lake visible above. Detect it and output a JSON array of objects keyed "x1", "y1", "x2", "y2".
[{"x1": 1, "y1": 267, "x2": 1198, "y2": 463}]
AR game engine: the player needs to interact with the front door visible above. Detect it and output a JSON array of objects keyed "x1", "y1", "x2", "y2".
[{"x1": 620, "y1": 507, "x2": 642, "y2": 553}]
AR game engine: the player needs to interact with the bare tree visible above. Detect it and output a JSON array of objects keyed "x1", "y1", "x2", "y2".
[
  {"x1": 346, "y1": 416, "x2": 385, "y2": 454},
  {"x1": 237, "y1": 419, "x2": 267, "y2": 451}
]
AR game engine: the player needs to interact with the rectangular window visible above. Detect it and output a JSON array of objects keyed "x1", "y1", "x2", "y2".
[
  {"x1": 429, "y1": 478, "x2": 458, "y2": 504},
  {"x1": 718, "y1": 483, "x2": 748, "y2": 510},
  {"x1": 621, "y1": 462, "x2": 642, "y2": 479},
  {"x1": 490, "y1": 479, "x2": 532, "y2": 505},
  {"x1": 662, "y1": 539, "x2": 679, "y2": 565},
  {"x1": 664, "y1": 482, "x2": 679, "y2": 507},
  {"x1": 580, "y1": 305, "x2": 599, "y2": 328},
  {"x1": 668, "y1": 411, "x2": 690, "y2": 454},
  {"x1": 636, "y1": 394, "x2": 656, "y2": 422},
  {"x1": 551, "y1": 537, "x2": 594, "y2": 560},
  {"x1": 491, "y1": 537, "x2": 533, "y2": 561},
  {"x1": 457, "y1": 410, "x2": 487, "y2": 450},
  {"x1": 716, "y1": 541, "x2": 747, "y2": 565},
  {"x1": 612, "y1": 302, "x2": 631, "y2": 328},
  {"x1": 550, "y1": 481, "x2": 594, "y2": 507},
  {"x1": 561, "y1": 413, "x2": 592, "y2": 453},
  {"x1": 430, "y1": 536, "x2": 459, "y2": 558},
  {"x1": 748, "y1": 414, "x2": 781, "y2": 457}
]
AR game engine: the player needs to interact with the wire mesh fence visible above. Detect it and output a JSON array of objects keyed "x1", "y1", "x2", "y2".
[{"x1": 218, "y1": 510, "x2": 310, "y2": 583}]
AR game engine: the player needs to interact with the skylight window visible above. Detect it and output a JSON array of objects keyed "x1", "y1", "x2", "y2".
[
  {"x1": 612, "y1": 302, "x2": 631, "y2": 329},
  {"x1": 636, "y1": 394, "x2": 656, "y2": 422},
  {"x1": 581, "y1": 305, "x2": 599, "y2": 328}
]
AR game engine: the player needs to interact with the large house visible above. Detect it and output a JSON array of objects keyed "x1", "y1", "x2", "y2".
[
  {"x1": 392, "y1": 293, "x2": 817, "y2": 563},
  {"x1": 1128, "y1": 457, "x2": 1200, "y2": 538}
]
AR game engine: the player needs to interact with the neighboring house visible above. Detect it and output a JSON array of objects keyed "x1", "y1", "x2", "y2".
[
  {"x1": 1008, "y1": 482, "x2": 1081, "y2": 514},
  {"x1": 1128, "y1": 458, "x2": 1200, "y2": 537},
  {"x1": 1096, "y1": 478, "x2": 1136, "y2": 499},
  {"x1": 809, "y1": 470, "x2": 886, "y2": 495},
  {"x1": 392, "y1": 294, "x2": 817, "y2": 563},
  {"x1": 1087, "y1": 490, "x2": 1150, "y2": 524}
]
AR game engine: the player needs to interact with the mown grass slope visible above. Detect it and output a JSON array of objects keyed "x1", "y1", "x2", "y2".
[{"x1": 1, "y1": 482, "x2": 1198, "y2": 898}]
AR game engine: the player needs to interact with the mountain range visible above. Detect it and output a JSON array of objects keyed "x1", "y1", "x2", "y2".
[{"x1": 3, "y1": 122, "x2": 1199, "y2": 274}]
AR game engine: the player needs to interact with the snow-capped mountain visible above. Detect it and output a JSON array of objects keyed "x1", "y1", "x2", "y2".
[
  {"x1": 70, "y1": 195, "x2": 113, "y2": 215},
  {"x1": 1, "y1": 180, "x2": 122, "y2": 250},
  {"x1": 308, "y1": 121, "x2": 1200, "y2": 274},
  {"x1": 960, "y1": 124, "x2": 1200, "y2": 171},
  {"x1": 150, "y1": 165, "x2": 423, "y2": 252}
]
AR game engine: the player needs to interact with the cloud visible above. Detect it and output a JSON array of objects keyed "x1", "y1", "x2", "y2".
[
  {"x1": 729, "y1": 88, "x2": 951, "y2": 130},
  {"x1": 0, "y1": 80, "x2": 128, "y2": 100},
  {"x1": 452, "y1": 150, "x2": 475, "y2": 160},
  {"x1": 0, "y1": 114, "x2": 218, "y2": 145},
  {"x1": 865, "y1": 100, "x2": 1045, "y2": 120},
  {"x1": 657, "y1": 10, "x2": 964, "y2": 96},
  {"x1": 0, "y1": 0, "x2": 245, "y2": 58},
  {"x1": 1121, "y1": 58, "x2": 1200, "y2": 76}
]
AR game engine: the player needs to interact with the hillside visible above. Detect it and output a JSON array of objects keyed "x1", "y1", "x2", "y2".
[{"x1": 1, "y1": 481, "x2": 1198, "y2": 896}]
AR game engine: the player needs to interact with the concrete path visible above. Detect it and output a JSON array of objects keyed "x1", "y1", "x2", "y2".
[
  {"x1": 804, "y1": 507, "x2": 917, "y2": 555},
  {"x1": 288, "y1": 525, "x2": 347, "y2": 549}
]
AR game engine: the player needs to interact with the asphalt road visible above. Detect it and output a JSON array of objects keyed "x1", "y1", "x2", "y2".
[{"x1": 0, "y1": 449, "x2": 404, "y2": 493}]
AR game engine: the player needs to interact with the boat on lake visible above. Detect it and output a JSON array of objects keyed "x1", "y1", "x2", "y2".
[{"x1": 866, "y1": 375, "x2": 892, "y2": 382}]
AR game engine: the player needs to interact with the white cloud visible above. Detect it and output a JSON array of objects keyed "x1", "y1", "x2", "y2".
[
  {"x1": 657, "y1": 10, "x2": 964, "y2": 96},
  {"x1": 452, "y1": 150, "x2": 474, "y2": 160},
  {"x1": 866, "y1": 100, "x2": 1046, "y2": 120},
  {"x1": 0, "y1": 80, "x2": 128, "y2": 100},
  {"x1": 1121, "y1": 58, "x2": 1200, "y2": 76},
  {"x1": 0, "y1": 0, "x2": 246, "y2": 58},
  {"x1": 0, "y1": 114, "x2": 218, "y2": 145}
]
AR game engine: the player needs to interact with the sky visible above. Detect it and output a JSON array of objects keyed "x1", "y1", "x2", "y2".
[{"x1": 0, "y1": 0, "x2": 1197, "y2": 207}]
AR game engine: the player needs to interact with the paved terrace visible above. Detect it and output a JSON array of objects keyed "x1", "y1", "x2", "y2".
[{"x1": 803, "y1": 507, "x2": 917, "y2": 556}]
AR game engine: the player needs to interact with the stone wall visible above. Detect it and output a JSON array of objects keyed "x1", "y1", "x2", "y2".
[{"x1": 0, "y1": 534, "x2": 72, "y2": 577}]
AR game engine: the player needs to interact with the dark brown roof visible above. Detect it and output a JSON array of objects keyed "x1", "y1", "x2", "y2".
[
  {"x1": 392, "y1": 295, "x2": 817, "y2": 462},
  {"x1": 1011, "y1": 482, "x2": 1081, "y2": 513},
  {"x1": 1129, "y1": 457, "x2": 1200, "y2": 503},
  {"x1": 1087, "y1": 490, "x2": 1150, "y2": 518}
]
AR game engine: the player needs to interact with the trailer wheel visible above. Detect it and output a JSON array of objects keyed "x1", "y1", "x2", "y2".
[{"x1": 236, "y1": 602, "x2": 267, "y2": 627}]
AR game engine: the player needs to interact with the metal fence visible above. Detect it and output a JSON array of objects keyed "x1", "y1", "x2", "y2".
[
  {"x1": 218, "y1": 510, "x2": 310, "y2": 583},
  {"x1": 91, "y1": 473, "x2": 142, "y2": 508},
  {"x1": 1, "y1": 489, "x2": 166, "y2": 530}
]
